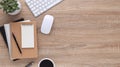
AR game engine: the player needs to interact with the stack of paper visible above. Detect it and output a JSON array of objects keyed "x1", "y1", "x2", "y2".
[{"x1": 2, "y1": 20, "x2": 38, "y2": 60}]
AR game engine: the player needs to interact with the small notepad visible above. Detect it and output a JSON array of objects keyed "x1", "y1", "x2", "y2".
[{"x1": 21, "y1": 24, "x2": 34, "y2": 48}]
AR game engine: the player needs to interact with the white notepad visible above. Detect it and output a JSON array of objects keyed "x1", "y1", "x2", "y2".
[{"x1": 21, "y1": 24, "x2": 34, "y2": 48}]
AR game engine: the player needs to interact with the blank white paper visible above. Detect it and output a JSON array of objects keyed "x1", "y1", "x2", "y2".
[
  {"x1": 4, "y1": 24, "x2": 12, "y2": 57},
  {"x1": 21, "y1": 24, "x2": 34, "y2": 48}
]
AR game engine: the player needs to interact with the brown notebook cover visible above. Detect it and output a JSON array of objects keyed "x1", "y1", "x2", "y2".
[{"x1": 10, "y1": 22, "x2": 38, "y2": 59}]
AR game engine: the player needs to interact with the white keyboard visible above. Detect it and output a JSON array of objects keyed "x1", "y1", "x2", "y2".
[{"x1": 25, "y1": 0, "x2": 63, "y2": 17}]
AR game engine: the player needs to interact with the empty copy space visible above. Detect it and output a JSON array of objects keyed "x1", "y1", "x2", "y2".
[{"x1": 21, "y1": 24, "x2": 34, "y2": 48}]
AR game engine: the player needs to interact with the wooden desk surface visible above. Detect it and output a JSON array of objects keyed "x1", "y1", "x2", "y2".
[{"x1": 0, "y1": 0, "x2": 120, "y2": 67}]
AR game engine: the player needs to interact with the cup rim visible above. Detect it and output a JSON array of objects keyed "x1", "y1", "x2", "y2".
[{"x1": 38, "y1": 58, "x2": 55, "y2": 67}]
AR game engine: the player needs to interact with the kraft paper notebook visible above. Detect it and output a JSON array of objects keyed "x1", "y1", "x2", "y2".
[{"x1": 5, "y1": 21, "x2": 38, "y2": 60}]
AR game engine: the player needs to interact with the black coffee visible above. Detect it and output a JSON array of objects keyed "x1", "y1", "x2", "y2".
[{"x1": 39, "y1": 59, "x2": 54, "y2": 67}]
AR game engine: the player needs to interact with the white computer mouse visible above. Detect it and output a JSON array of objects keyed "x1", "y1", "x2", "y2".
[{"x1": 41, "y1": 15, "x2": 54, "y2": 34}]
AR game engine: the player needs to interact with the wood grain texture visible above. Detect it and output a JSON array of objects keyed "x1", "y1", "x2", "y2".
[{"x1": 0, "y1": 0, "x2": 120, "y2": 67}]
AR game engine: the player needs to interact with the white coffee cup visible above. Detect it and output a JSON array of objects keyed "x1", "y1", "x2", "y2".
[{"x1": 38, "y1": 58, "x2": 55, "y2": 67}]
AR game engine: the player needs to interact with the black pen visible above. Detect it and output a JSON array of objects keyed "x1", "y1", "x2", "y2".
[
  {"x1": 12, "y1": 33, "x2": 22, "y2": 54},
  {"x1": 25, "y1": 61, "x2": 34, "y2": 67}
]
